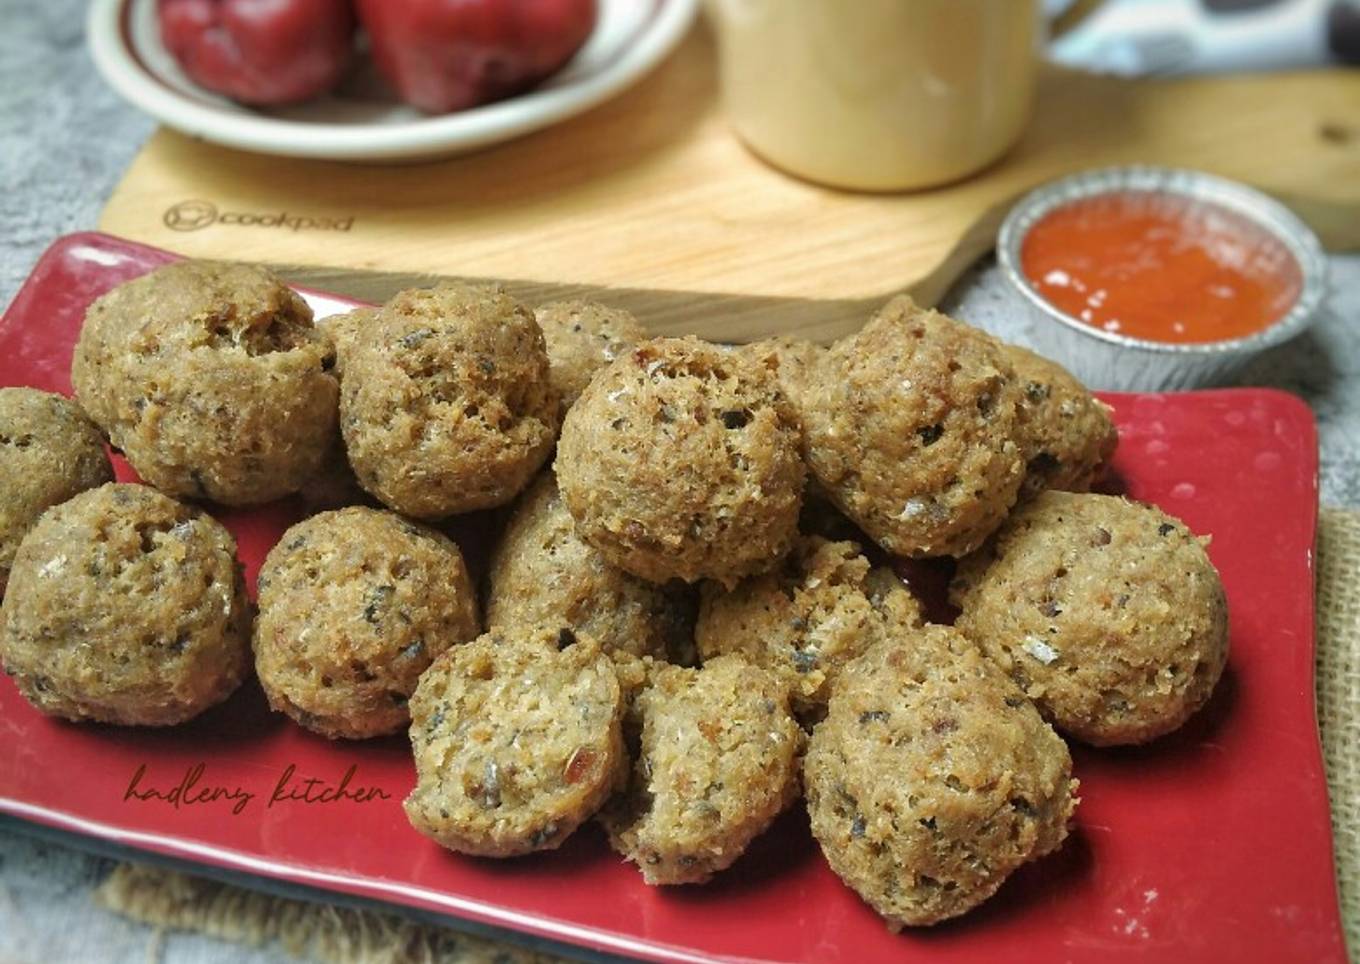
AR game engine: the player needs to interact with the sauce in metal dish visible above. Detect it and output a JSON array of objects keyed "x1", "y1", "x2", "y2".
[{"x1": 1020, "y1": 191, "x2": 1302, "y2": 344}]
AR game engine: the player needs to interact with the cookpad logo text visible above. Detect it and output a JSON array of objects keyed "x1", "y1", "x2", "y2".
[{"x1": 163, "y1": 200, "x2": 355, "y2": 233}]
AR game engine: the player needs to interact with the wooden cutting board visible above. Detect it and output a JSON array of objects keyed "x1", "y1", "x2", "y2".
[{"x1": 98, "y1": 23, "x2": 1360, "y2": 343}]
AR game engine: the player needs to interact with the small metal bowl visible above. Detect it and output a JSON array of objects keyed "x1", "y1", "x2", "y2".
[{"x1": 997, "y1": 166, "x2": 1329, "y2": 392}]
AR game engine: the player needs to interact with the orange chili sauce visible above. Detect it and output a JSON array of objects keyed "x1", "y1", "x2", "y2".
[{"x1": 1020, "y1": 191, "x2": 1302, "y2": 344}]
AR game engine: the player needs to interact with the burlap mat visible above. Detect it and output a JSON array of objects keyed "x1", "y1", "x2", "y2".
[
  {"x1": 92, "y1": 508, "x2": 1360, "y2": 963},
  {"x1": 93, "y1": 864, "x2": 564, "y2": 964},
  {"x1": 1317, "y1": 507, "x2": 1360, "y2": 955}
]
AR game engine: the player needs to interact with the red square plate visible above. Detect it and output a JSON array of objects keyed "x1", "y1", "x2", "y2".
[{"x1": 0, "y1": 233, "x2": 1347, "y2": 963}]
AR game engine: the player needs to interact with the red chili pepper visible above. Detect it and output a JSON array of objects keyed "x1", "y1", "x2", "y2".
[
  {"x1": 356, "y1": 0, "x2": 598, "y2": 114},
  {"x1": 158, "y1": 0, "x2": 357, "y2": 106}
]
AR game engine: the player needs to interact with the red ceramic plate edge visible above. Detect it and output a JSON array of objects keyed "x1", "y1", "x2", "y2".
[{"x1": 0, "y1": 232, "x2": 1347, "y2": 964}]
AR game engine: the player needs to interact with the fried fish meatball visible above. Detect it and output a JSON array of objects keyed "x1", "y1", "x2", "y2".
[
  {"x1": 340, "y1": 283, "x2": 558, "y2": 518},
  {"x1": 601, "y1": 655, "x2": 802, "y2": 885},
  {"x1": 805, "y1": 626, "x2": 1077, "y2": 928},
  {"x1": 404, "y1": 624, "x2": 625, "y2": 857},
  {"x1": 696, "y1": 536, "x2": 921, "y2": 719},
  {"x1": 315, "y1": 306, "x2": 378, "y2": 378},
  {"x1": 0, "y1": 483, "x2": 249, "y2": 725},
  {"x1": 1006, "y1": 345, "x2": 1118, "y2": 500},
  {"x1": 254, "y1": 507, "x2": 480, "y2": 739},
  {"x1": 71, "y1": 260, "x2": 338, "y2": 505},
  {"x1": 737, "y1": 336, "x2": 826, "y2": 412},
  {"x1": 801, "y1": 296, "x2": 1024, "y2": 558},
  {"x1": 951, "y1": 491, "x2": 1228, "y2": 746},
  {"x1": 534, "y1": 300, "x2": 647, "y2": 409},
  {"x1": 0, "y1": 388, "x2": 114, "y2": 596},
  {"x1": 486, "y1": 471, "x2": 691, "y2": 665},
  {"x1": 556, "y1": 337, "x2": 804, "y2": 587},
  {"x1": 304, "y1": 308, "x2": 380, "y2": 513}
]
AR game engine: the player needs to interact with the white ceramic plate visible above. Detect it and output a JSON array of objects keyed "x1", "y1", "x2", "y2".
[{"x1": 87, "y1": 0, "x2": 697, "y2": 162}]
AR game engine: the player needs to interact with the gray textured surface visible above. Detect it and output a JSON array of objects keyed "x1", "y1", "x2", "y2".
[
  {"x1": 0, "y1": 2, "x2": 1357, "y2": 963},
  {"x1": 0, "y1": 2, "x2": 154, "y2": 302},
  {"x1": 0, "y1": 834, "x2": 287, "y2": 964}
]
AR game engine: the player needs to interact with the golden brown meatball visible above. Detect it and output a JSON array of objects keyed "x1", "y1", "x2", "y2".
[
  {"x1": 486, "y1": 471, "x2": 692, "y2": 664},
  {"x1": 534, "y1": 300, "x2": 647, "y2": 410},
  {"x1": 404, "y1": 624, "x2": 625, "y2": 857},
  {"x1": 601, "y1": 655, "x2": 803, "y2": 884},
  {"x1": 1006, "y1": 345, "x2": 1119, "y2": 500},
  {"x1": 0, "y1": 388, "x2": 113, "y2": 596},
  {"x1": 805, "y1": 626, "x2": 1077, "y2": 928},
  {"x1": 0, "y1": 483, "x2": 250, "y2": 725},
  {"x1": 254, "y1": 507, "x2": 480, "y2": 739},
  {"x1": 737, "y1": 336, "x2": 826, "y2": 413},
  {"x1": 801, "y1": 296, "x2": 1025, "y2": 558},
  {"x1": 555, "y1": 337, "x2": 805, "y2": 587},
  {"x1": 302, "y1": 308, "x2": 380, "y2": 513},
  {"x1": 695, "y1": 535, "x2": 921, "y2": 719},
  {"x1": 71, "y1": 260, "x2": 338, "y2": 505},
  {"x1": 951, "y1": 491, "x2": 1229, "y2": 746},
  {"x1": 315, "y1": 306, "x2": 378, "y2": 378},
  {"x1": 339, "y1": 283, "x2": 558, "y2": 518}
]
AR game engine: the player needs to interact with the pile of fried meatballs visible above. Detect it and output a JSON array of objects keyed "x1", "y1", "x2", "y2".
[{"x1": 0, "y1": 260, "x2": 1229, "y2": 929}]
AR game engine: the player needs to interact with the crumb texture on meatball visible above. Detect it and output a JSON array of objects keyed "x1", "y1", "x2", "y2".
[
  {"x1": 254, "y1": 507, "x2": 480, "y2": 739},
  {"x1": 534, "y1": 300, "x2": 647, "y2": 410},
  {"x1": 296, "y1": 313, "x2": 378, "y2": 513},
  {"x1": 805, "y1": 626, "x2": 1077, "y2": 928},
  {"x1": 404, "y1": 624, "x2": 624, "y2": 857},
  {"x1": 0, "y1": 388, "x2": 113, "y2": 595},
  {"x1": 601, "y1": 654, "x2": 803, "y2": 885},
  {"x1": 71, "y1": 260, "x2": 338, "y2": 505},
  {"x1": 487, "y1": 471, "x2": 691, "y2": 664},
  {"x1": 316, "y1": 306, "x2": 378, "y2": 379},
  {"x1": 0, "y1": 483, "x2": 250, "y2": 725},
  {"x1": 696, "y1": 535, "x2": 921, "y2": 718},
  {"x1": 952, "y1": 491, "x2": 1229, "y2": 746},
  {"x1": 1005, "y1": 345, "x2": 1118, "y2": 500},
  {"x1": 736, "y1": 336, "x2": 825, "y2": 413},
  {"x1": 802, "y1": 296, "x2": 1024, "y2": 558},
  {"x1": 556, "y1": 336, "x2": 805, "y2": 587},
  {"x1": 340, "y1": 283, "x2": 558, "y2": 518}
]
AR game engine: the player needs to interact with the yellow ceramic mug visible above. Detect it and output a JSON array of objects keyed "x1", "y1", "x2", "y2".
[{"x1": 706, "y1": 0, "x2": 1042, "y2": 191}]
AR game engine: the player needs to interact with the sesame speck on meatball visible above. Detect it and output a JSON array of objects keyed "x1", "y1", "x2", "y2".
[
  {"x1": 0, "y1": 483, "x2": 250, "y2": 725},
  {"x1": 71, "y1": 260, "x2": 338, "y2": 505},
  {"x1": 1006, "y1": 345, "x2": 1118, "y2": 500},
  {"x1": 0, "y1": 388, "x2": 113, "y2": 596},
  {"x1": 404, "y1": 624, "x2": 625, "y2": 857},
  {"x1": 534, "y1": 300, "x2": 647, "y2": 410},
  {"x1": 801, "y1": 296, "x2": 1025, "y2": 558},
  {"x1": 254, "y1": 507, "x2": 480, "y2": 739},
  {"x1": 556, "y1": 336, "x2": 804, "y2": 587},
  {"x1": 339, "y1": 283, "x2": 558, "y2": 518},
  {"x1": 601, "y1": 654, "x2": 802, "y2": 884},
  {"x1": 805, "y1": 625, "x2": 1077, "y2": 928},
  {"x1": 951, "y1": 491, "x2": 1229, "y2": 746},
  {"x1": 696, "y1": 535, "x2": 921, "y2": 719},
  {"x1": 487, "y1": 471, "x2": 693, "y2": 665}
]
